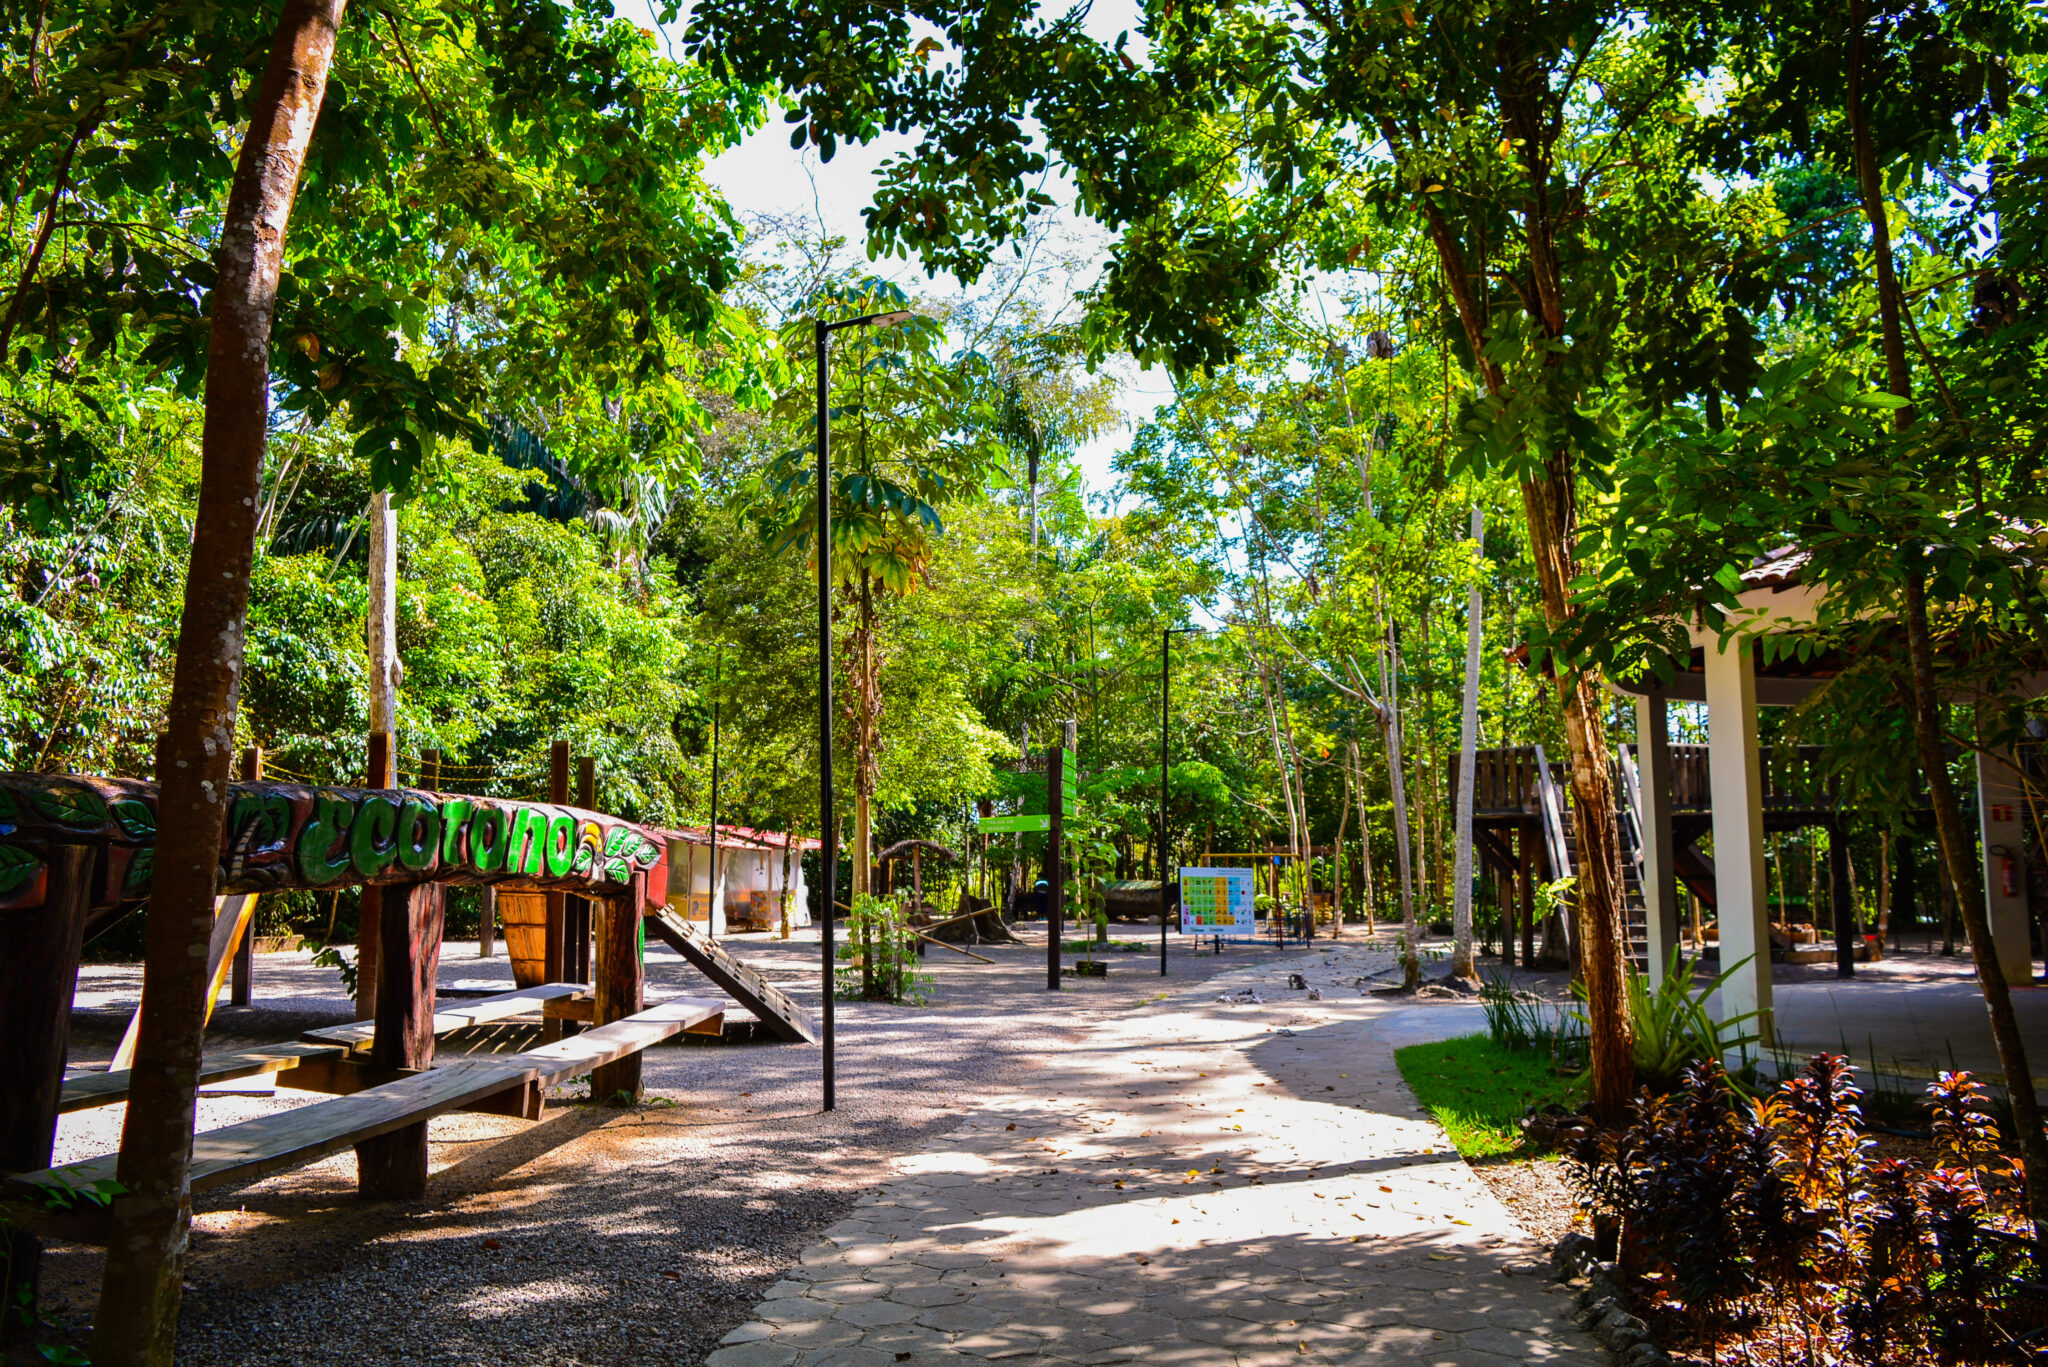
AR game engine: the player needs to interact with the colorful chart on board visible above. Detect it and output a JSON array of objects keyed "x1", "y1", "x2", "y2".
[{"x1": 1178, "y1": 867, "x2": 1257, "y2": 937}]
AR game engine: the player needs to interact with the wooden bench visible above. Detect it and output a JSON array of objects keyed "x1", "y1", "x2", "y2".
[
  {"x1": 59, "y1": 1041, "x2": 347, "y2": 1114},
  {"x1": 15, "y1": 998, "x2": 725, "y2": 1217},
  {"x1": 56, "y1": 984, "x2": 584, "y2": 1114}
]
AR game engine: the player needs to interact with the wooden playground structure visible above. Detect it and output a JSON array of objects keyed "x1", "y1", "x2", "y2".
[{"x1": 0, "y1": 764, "x2": 816, "y2": 1261}]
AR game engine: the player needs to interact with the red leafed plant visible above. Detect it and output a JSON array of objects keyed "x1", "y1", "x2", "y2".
[{"x1": 1549, "y1": 1054, "x2": 2048, "y2": 1364}]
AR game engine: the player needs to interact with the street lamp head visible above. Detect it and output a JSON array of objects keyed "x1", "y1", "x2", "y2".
[{"x1": 823, "y1": 308, "x2": 915, "y2": 336}]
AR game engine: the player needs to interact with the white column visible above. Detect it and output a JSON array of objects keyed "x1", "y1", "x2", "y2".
[
  {"x1": 1976, "y1": 750, "x2": 2034, "y2": 987},
  {"x1": 1704, "y1": 639, "x2": 1771, "y2": 1045},
  {"x1": 1635, "y1": 694, "x2": 1679, "y2": 985}
]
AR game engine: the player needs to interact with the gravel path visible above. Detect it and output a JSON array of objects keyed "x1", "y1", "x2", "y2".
[{"x1": 41, "y1": 926, "x2": 1274, "y2": 1365}]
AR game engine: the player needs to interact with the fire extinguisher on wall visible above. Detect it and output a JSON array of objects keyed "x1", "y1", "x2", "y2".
[{"x1": 1993, "y1": 843, "x2": 2018, "y2": 897}]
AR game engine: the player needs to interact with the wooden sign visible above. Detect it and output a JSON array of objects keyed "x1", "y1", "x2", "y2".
[{"x1": 0, "y1": 775, "x2": 668, "y2": 913}]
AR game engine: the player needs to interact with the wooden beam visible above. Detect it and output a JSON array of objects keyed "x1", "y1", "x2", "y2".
[
  {"x1": 359, "y1": 880, "x2": 445, "y2": 1197},
  {"x1": 591, "y1": 874, "x2": 646, "y2": 1103},
  {"x1": 0, "y1": 845, "x2": 93, "y2": 1174},
  {"x1": 542, "y1": 740, "x2": 570, "y2": 1042}
]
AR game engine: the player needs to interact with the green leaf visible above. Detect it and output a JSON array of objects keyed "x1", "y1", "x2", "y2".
[
  {"x1": 30, "y1": 784, "x2": 110, "y2": 828},
  {"x1": 112, "y1": 798, "x2": 157, "y2": 841},
  {"x1": 0, "y1": 844, "x2": 40, "y2": 895}
]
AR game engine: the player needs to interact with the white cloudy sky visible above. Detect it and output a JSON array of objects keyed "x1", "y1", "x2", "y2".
[{"x1": 632, "y1": 0, "x2": 1173, "y2": 497}]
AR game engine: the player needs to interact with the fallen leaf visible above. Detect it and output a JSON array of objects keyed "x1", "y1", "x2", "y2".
[
  {"x1": 663, "y1": 1270, "x2": 680, "y2": 1279},
  {"x1": 1297, "y1": 1341, "x2": 1308, "y2": 1353},
  {"x1": 1428, "y1": 1254, "x2": 1458, "y2": 1262},
  {"x1": 482, "y1": 1239, "x2": 502, "y2": 1251},
  {"x1": 1006, "y1": 1123, "x2": 1016, "y2": 1131},
  {"x1": 1449, "y1": 1218, "x2": 1471, "y2": 1226},
  {"x1": 1378, "y1": 1185, "x2": 1393, "y2": 1192},
  {"x1": 1131, "y1": 1253, "x2": 1151, "y2": 1265}
]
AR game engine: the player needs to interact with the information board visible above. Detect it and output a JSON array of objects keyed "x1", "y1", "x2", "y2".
[
  {"x1": 1179, "y1": 867, "x2": 1257, "y2": 938},
  {"x1": 978, "y1": 813, "x2": 1051, "y2": 834}
]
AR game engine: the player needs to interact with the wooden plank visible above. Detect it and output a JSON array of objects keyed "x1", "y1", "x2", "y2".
[
  {"x1": 300, "y1": 982, "x2": 580, "y2": 1050},
  {"x1": 108, "y1": 892, "x2": 257, "y2": 1072},
  {"x1": 645, "y1": 909, "x2": 816, "y2": 1043},
  {"x1": 519, "y1": 998, "x2": 725, "y2": 1087},
  {"x1": 19, "y1": 1058, "x2": 537, "y2": 1200},
  {"x1": 59, "y1": 1041, "x2": 346, "y2": 1113}
]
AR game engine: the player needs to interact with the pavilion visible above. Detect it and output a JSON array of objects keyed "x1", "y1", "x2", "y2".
[{"x1": 1613, "y1": 549, "x2": 2039, "y2": 1038}]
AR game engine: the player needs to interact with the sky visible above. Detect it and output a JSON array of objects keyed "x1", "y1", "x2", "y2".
[{"x1": 639, "y1": 0, "x2": 1173, "y2": 500}]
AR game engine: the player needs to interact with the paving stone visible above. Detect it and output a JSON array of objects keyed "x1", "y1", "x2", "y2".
[
  {"x1": 703, "y1": 1341, "x2": 799, "y2": 1367},
  {"x1": 833, "y1": 1299, "x2": 920, "y2": 1328},
  {"x1": 713, "y1": 951, "x2": 1599, "y2": 1367},
  {"x1": 719, "y1": 1322, "x2": 777, "y2": 1346}
]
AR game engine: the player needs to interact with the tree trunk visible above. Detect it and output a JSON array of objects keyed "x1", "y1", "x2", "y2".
[
  {"x1": 1449, "y1": 506, "x2": 1484, "y2": 983},
  {"x1": 1349, "y1": 739, "x2": 1377, "y2": 935},
  {"x1": 850, "y1": 573, "x2": 879, "y2": 903},
  {"x1": 1872, "y1": 829, "x2": 1890, "y2": 962},
  {"x1": 92, "y1": 5, "x2": 348, "y2": 1363},
  {"x1": 1332, "y1": 771, "x2": 1350, "y2": 936},
  {"x1": 1902, "y1": 566, "x2": 2048, "y2": 1239},
  {"x1": 1380, "y1": 634, "x2": 1419, "y2": 987},
  {"x1": 1395, "y1": 77, "x2": 1637, "y2": 1113}
]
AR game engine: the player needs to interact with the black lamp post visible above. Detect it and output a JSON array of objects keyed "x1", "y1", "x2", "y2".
[
  {"x1": 1159, "y1": 626, "x2": 1199, "y2": 976},
  {"x1": 815, "y1": 308, "x2": 912, "y2": 1113}
]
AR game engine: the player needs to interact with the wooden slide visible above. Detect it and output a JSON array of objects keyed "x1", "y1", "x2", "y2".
[{"x1": 644, "y1": 909, "x2": 816, "y2": 1044}]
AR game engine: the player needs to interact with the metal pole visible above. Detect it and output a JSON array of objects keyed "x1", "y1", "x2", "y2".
[
  {"x1": 816, "y1": 318, "x2": 836, "y2": 1112},
  {"x1": 1047, "y1": 743, "x2": 1063, "y2": 991},
  {"x1": 709, "y1": 682, "x2": 720, "y2": 937},
  {"x1": 1160, "y1": 629, "x2": 1170, "y2": 977}
]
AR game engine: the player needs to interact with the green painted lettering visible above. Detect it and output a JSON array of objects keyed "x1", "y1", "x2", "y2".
[
  {"x1": 543, "y1": 813, "x2": 576, "y2": 877},
  {"x1": 396, "y1": 800, "x2": 441, "y2": 873},
  {"x1": 468, "y1": 805, "x2": 510, "y2": 873},
  {"x1": 440, "y1": 798, "x2": 474, "y2": 865},
  {"x1": 350, "y1": 796, "x2": 400, "y2": 878},
  {"x1": 508, "y1": 807, "x2": 548, "y2": 876},
  {"x1": 297, "y1": 795, "x2": 355, "y2": 884}
]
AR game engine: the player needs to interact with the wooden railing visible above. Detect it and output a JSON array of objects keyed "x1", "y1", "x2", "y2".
[
  {"x1": 1456, "y1": 743, "x2": 1835, "y2": 817},
  {"x1": 1667, "y1": 744, "x2": 1833, "y2": 812}
]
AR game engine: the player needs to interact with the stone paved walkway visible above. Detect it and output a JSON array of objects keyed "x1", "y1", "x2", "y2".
[{"x1": 708, "y1": 948, "x2": 1602, "y2": 1366}]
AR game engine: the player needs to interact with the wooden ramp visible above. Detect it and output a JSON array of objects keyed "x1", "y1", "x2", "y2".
[
  {"x1": 645, "y1": 909, "x2": 816, "y2": 1044},
  {"x1": 18, "y1": 998, "x2": 725, "y2": 1208}
]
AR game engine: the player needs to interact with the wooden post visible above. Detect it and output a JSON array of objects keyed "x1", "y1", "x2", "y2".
[
  {"x1": 355, "y1": 881, "x2": 445, "y2": 1198},
  {"x1": 230, "y1": 747, "x2": 264, "y2": 1007},
  {"x1": 479, "y1": 885, "x2": 496, "y2": 959},
  {"x1": 357, "y1": 729, "x2": 394, "y2": 1019},
  {"x1": 542, "y1": 739, "x2": 570, "y2": 1041},
  {"x1": 573, "y1": 756, "x2": 596, "y2": 982},
  {"x1": 591, "y1": 873, "x2": 647, "y2": 1104},
  {"x1": 0, "y1": 844, "x2": 93, "y2": 1346}
]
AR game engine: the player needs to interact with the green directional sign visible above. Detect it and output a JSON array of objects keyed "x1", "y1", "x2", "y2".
[{"x1": 978, "y1": 813, "x2": 1052, "y2": 834}]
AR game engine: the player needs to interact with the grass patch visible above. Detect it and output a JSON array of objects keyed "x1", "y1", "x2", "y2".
[
  {"x1": 1061, "y1": 938, "x2": 1151, "y2": 952},
  {"x1": 1393, "y1": 1033, "x2": 1587, "y2": 1158}
]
